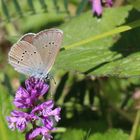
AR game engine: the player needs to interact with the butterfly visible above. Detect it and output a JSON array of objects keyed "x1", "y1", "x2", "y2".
[{"x1": 8, "y1": 28, "x2": 63, "y2": 79}]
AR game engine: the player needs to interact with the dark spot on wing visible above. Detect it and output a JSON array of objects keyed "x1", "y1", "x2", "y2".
[
  {"x1": 49, "y1": 42, "x2": 51, "y2": 45},
  {"x1": 34, "y1": 52, "x2": 36, "y2": 54},
  {"x1": 18, "y1": 61, "x2": 19, "y2": 63},
  {"x1": 21, "y1": 59, "x2": 23, "y2": 61},
  {"x1": 52, "y1": 42, "x2": 54, "y2": 44}
]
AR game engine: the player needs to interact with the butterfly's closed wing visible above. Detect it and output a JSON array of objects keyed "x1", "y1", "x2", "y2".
[
  {"x1": 18, "y1": 33, "x2": 36, "y2": 44},
  {"x1": 32, "y1": 29, "x2": 63, "y2": 75},
  {"x1": 8, "y1": 41, "x2": 43, "y2": 77}
]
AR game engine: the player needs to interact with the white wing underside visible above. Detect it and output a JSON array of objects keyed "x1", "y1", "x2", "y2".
[{"x1": 8, "y1": 29, "x2": 63, "y2": 79}]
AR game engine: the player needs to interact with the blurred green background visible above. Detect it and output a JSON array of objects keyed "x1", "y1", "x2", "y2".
[{"x1": 0, "y1": 0, "x2": 140, "y2": 140}]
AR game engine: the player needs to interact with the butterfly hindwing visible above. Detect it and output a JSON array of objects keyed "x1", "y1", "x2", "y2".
[{"x1": 8, "y1": 41, "x2": 43, "y2": 77}]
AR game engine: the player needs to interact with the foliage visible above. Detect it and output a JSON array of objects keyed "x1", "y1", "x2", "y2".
[
  {"x1": 88, "y1": 129, "x2": 129, "y2": 140},
  {"x1": 0, "y1": 0, "x2": 140, "y2": 140},
  {"x1": 55, "y1": 6, "x2": 140, "y2": 77}
]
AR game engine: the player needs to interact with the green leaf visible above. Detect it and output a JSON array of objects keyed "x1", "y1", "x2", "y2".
[
  {"x1": 127, "y1": 0, "x2": 140, "y2": 11},
  {"x1": 54, "y1": 6, "x2": 140, "y2": 77},
  {"x1": 63, "y1": 0, "x2": 69, "y2": 13},
  {"x1": 27, "y1": 0, "x2": 36, "y2": 14},
  {"x1": 38, "y1": 0, "x2": 47, "y2": 12},
  {"x1": 88, "y1": 129, "x2": 129, "y2": 140},
  {"x1": 60, "y1": 129, "x2": 86, "y2": 140},
  {"x1": 1, "y1": 0, "x2": 10, "y2": 21},
  {"x1": 0, "y1": 82, "x2": 24, "y2": 140},
  {"x1": 52, "y1": 0, "x2": 59, "y2": 12},
  {"x1": 9, "y1": 0, "x2": 67, "y2": 33},
  {"x1": 12, "y1": 0, "x2": 23, "y2": 17},
  {"x1": 76, "y1": 0, "x2": 88, "y2": 15}
]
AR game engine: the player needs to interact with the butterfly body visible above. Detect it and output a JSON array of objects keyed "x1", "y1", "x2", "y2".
[{"x1": 8, "y1": 29, "x2": 63, "y2": 79}]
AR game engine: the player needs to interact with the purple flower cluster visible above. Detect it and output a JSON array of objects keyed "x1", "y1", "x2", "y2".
[
  {"x1": 90, "y1": 0, "x2": 113, "y2": 16},
  {"x1": 6, "y1": 77, "x2": 61, "y2": 140}
]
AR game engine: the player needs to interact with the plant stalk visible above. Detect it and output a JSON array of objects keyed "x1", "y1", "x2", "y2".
[{"x1": 129, "y1": 110, "x2": 140, "y2": 140}]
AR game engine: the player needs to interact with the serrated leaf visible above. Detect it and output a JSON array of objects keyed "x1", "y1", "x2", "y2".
[{"x1": 53, "y1": 6, "x2": 140, "y2": 77}]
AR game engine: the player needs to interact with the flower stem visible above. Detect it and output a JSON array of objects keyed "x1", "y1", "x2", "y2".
[{"x1": 129, "y1": 110, "x2": 140, "y2": 140}]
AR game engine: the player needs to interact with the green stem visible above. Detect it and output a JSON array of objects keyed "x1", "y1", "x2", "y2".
[{"x1": 129, "y1": 110, "x2": 140, "y2": 140}]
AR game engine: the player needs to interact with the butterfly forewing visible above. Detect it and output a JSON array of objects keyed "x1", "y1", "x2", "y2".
[
  {"x1": 18, "y1": 33, "x2": 36, "y2": 44},
  {"x1": 32, "y1": 29, "x2": 63, "y2": 75}
]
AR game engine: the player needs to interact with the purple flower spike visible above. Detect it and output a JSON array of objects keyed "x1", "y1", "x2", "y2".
[
  {"x1": 6, "y1": 77, "x2": 61, "y2": 140},
  {"x1": 91, "y1": 0, "x2": 102, "y2": 16},
  {"x1": 14, "y1": 77, "x2": 49, "y2": 109},
  {"x1": 31, "y1": 100, "x2": 61, "y2": 129},
  {"x1": 26, "y1": 127, "x2": 52, "y2": 140},
  {"x1": 31, "y1": 100, "x2": 54, "y2": 115},
  {"x1": 7, "y1": 110, "x2": 33, "y2": 132},
  {"x1": 14, "y1": 87, "x2": 33, "y2": 108},
  {"x1": 25, "y1": 77, "x2": 49, "y2": 97}
]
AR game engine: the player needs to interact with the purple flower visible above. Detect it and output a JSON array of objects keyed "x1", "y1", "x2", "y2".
[
  {"x1": 90, "y1": 0, "x2": 113, "y2": 16},
  {"x1": 91, "y1": 0, "x2": 102, "y2": 16},
  {"x1": 31, "y1": 100, "x2": 61, "y2": 129},
  {"x1": 31, "y1": 100, "x2": 54, "y2": 115},
  {"x1": 26, "y1": 127, "x2": 52, "y2": 140},
  {"x1": 14, "y1": 87, "x2": 34, "y2": 108},
  {"x1": 25, "y1": 77, "x2": 49, "y2": 97},
  {"x1": 14, "y1": 77, "x2": 49, "y2": 109},
  {"x1": 6, "y1": 110, "x2": 36, "y2": 132},
  {"x1": 6, "y1": 77, "x2": 61, "y2": 140}
]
